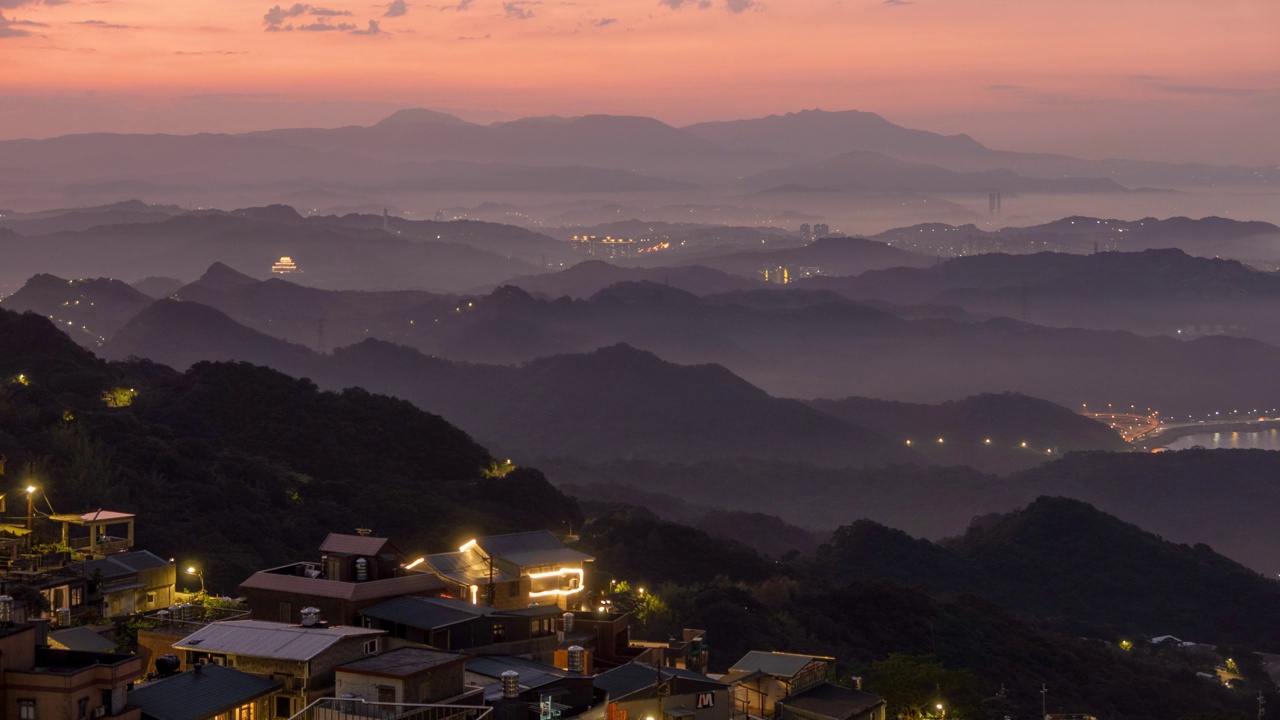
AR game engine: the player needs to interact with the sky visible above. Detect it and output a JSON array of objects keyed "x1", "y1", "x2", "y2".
[{"x1": 0, "y1": 0, "x2": 1277, "y2": 163}]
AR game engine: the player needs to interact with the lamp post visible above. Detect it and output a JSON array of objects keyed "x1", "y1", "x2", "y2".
[
  {"x1": 186, "y1": 566, "x2": 206, "y2": 595},
  {"x1": 25, "y1": 485, "x2": 36, "y2": 532}
]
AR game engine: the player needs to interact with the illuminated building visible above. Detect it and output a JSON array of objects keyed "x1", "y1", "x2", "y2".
[
  {"x1": 419, "y1": 531, "x2": 594, "y2": 611},
  {"x1": 570, "y1": 235, "x2": 667, "y2": 260},
  {"x1": 270, "y1": 256, "x2": 302, "y2": 274}
]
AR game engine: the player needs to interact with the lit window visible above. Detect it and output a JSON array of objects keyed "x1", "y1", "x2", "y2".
[{"x1": 19, "y1": 699, "x2": 37, "y2": 720}]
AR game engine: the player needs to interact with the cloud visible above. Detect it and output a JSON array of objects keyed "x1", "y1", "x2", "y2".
[
  {"x1": 0, "y1": 0, "x2": 67, "y2": 7},
  {"x1": 724, "y1": 0, "x2": 754, "y2": 12},
  {"x1": 263, "y1": 3, "x2": 352, "y2": 29},
  {"x1": 296, "y1": 19, "x2": 356, "y2": 30},
  {"x1": 174, "y1": 50, "x2": 247, "y2": 55},
  {"x1": 455, "y1": 0, "x2": 473, "y2": 8},
  {"x1": 593, "y1": 16, "x2": 615, "y2": 26},
  {"x1": 0, "y1": 11, "x2": 32, "y2": 37},
  {"x1": 1152, "y1": 83, "x2": 1260, "y2": 98},
  {"x1": 74, "y1": 19, "x2": 132, "y2": 29},
  {"x1": 659, "y1": 0, "x2": 711, "y2": 8},
  {"x1": 502, "y1": 1, "x2": 533, "y2": 19},
  {"x1": 384, "y1": 0, "x2": 407, "y2": 16},
  {"x1": 883, "y1": 0, "x2": 910, "y2": 5},
  {"x1": 457, "y1": 32, "x2": 490, "y2": 39},
  {"x1": 351, "y1": 19, "x2": 382, "y2": 33}
]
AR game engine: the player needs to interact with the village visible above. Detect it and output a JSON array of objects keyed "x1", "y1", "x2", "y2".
[{"x1": 0, "y1": 504, "x2": 887, "y2": 720}]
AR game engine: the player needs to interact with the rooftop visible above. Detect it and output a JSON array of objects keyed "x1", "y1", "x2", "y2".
[
  {"x1": 476, "y1": 531, "x2": 595, "y2": 567},
  {"x1": 48, "y1": 626, "x2": 117, "y2": 653},
  {"x1": 425, "y1": 551, "x2": 521, "y2": 586},
  {"x1": 70, "y1": 550, "x2": 170, "y2": 579},
  {"x1": 339, "y1": 647, "x2": 466, "y2": 678},
  {"x1": 174, "y1": 620, "x2": 383, "y2": 661},
  {"x1": 729, "y1": 651, "x2": 834, "y2": 680},
  {"x1": 360, "y1": 595, "x2": 561, "y2": 631},
  {"x1": 320, "y1": 533, "x2": 400, "y2": 558},
  {"x1": 129, "y1": 663, "x2": 281, "y2": 720},
  {"x1": 467, "y1": 655, "x2": 574, "y2": 690},
  {"x1": 49, "y1": 510, "x2": 135, "y2": 524},
  {"x1": 238, "y1": 564, "x2": 446, "y2": 600},
  {"x1": 781, "y1": 682, "x2": 885, "y2": 720},
  {"x1": 594, "y1": 662, "x2": 723, "y2": 701}
]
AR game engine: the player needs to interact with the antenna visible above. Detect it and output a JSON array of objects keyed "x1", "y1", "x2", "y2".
[{"x1": 317, "y1": 319, "x2": 326, "y2": 355}]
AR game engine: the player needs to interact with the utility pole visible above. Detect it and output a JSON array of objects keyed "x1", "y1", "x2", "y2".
[
  {"x1": 1041, "y1": 684, "x2": 1048, "y2": 719},
  {"x1": 1258, "y1": 691, "x2": 1265, "y2": 720}
]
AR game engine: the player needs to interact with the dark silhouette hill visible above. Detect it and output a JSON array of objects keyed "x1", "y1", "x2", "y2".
[
  {"x1": 809, "y1": 496, "x2": 1280, "y2": 648},
  {"x1": 0, "y1": 305, "x2": 579, "y2": 591},
  {"x1": 498, "y1": 260, "x2": 763, "y2": 298},
  {"x1": 804, "y1": 247, "x2": 1280, "y2": 344},
  {"x1": 130, "y1": 276, "x2": 185, "y2": 299},
  {"x1": 0, "y1": 206, "x2": 544, "y2": 293},
  {"x1": 1, "y1": 274, "x2": 154, "y2": 346},
  {"x1": 670, "y1": 236, "x2": 932, "y2": 278},
  {"x1": 0, "y1": 200, "x2": 185, "y2": 235}
]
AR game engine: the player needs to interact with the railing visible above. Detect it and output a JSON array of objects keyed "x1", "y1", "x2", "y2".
[{"x1": 288, "y1": 700, "x2": 492, "y2": 720}]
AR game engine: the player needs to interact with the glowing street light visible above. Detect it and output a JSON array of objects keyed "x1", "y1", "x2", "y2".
[
  {"x1": 186, "y1": 566, "x2": 206, "y2": 595},
  {"x1": 25, "y1": 484, "x2": 36, "y2": 531}
]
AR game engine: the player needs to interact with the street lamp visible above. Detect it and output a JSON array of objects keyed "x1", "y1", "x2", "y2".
[
  {"x1": 25, "y1": 485, "x2": 36, "y2": 531},
  {"x1": 936, "y1": 704, "x2": 945, "y2": 719},
  {"x1": 186, "y1": 566, "x2": 206, "y2": 595}
]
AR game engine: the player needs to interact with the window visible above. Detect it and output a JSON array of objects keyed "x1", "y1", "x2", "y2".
[
  {"x1": 508, "y1": 581, "x2": 520, "y2": 597},
  {"x1": 492, "y1": 621, "x2": 506, "y2": 643},
  {"x1": 70, "y1": 587, "x2": 84, "y2": 607},
  {"x1": 236, "y1": 703, "x2": 257, "y2": 720},
  {"x1": 377, "y1": 685, "x2": 396, "y2": 703},
  {"x1": 278, "y1": 602, "x2": 292, "y2": 623},
  {"x1": 364, "y1": 639, "x2": 379, "y2": 655},
  {"x1": 275, "y1": 696, "x2": 292, "y2": 718},
  {"x1": 78, "y1": 698, "x2": 89, "y2": 719},
  {"x1": 19, "y1": 699, "x2": 37, "y2": 719},
  {"x1": 145, "y1": 592, "x2": 157, "y2": 604}
]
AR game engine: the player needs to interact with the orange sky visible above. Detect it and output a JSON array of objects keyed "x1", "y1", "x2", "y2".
[{"x1": 0, "y1": 0, "x2": 1277, "y2": 162}]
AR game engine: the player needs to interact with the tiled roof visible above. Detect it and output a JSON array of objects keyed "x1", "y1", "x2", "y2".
[
  {"x1": 729, "y1": 651, "x2": 833, "y2": 679},
  {"x1": 338, "y1": 647, "x2": 465, "y2": 677},
  {"x1": 782, "y1": 683, "x2": 885, "y2": 720},
  {"x1": 360, "y1": 596, "x2": 489, "y2": 630},
  {"x1": 238, "y1": 566, "x2": 446, "y2": 601},
  {"x1": 70, "y1": 550, "x2": 170, "y2": 580},
  {"x1": 320, "y1": 533, "x2": 399, "y2": 557},
  {"x1": 130, "y1": 664, "x2": 280, "y2": 720},
  {"x1": 173, "y1": 620, "x2": 382, "y2": 661}
]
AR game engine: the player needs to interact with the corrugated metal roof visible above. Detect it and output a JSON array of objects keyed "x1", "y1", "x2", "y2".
[
  {"x1": 70, "y1": 550, "x2": 170, "y2": 579},
  {"x1": 729, "y1": 652, "x2": 832, "y2": 679},
  {"x1": 338, "y1": 647, "x2": 465, "y2": 677},
  {"x1": 781, "y1": 683, "x2": 884, "y2": 720},
  {"x1": 173, "y1": 620, "x2": 382, "y2": 661},
  {"x1": 425, "y1": 550, "x2": 520, "y2": 586},
  {"x1": 467, "y1": 655, "x2": 572, "y2": 688},
  {"x1": 320, "y1": 533, "x2": 399, "y2": 557},
  {"x1": 129, "y1": 663, "x2": 280, "y2": 720},
  {"x1": 360, "y1": 596, "x2": 486, "y2": 630},
  {"x1": 478, "y1": 532, "x2": 595, "y2": 566},
  {"x1": 238, "y1": 567, "x2": 446, "y2": 601},
  {"x1": 499, "y1": 548, "x2": 595, "y2": 568},
  {"x1": 594, "y1": 663, "x2": 724, "y2": 701}
]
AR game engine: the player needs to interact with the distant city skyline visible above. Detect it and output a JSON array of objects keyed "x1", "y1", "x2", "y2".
[{"x1": 1, "y1": 0, "x2": 1276, "y2": 164}]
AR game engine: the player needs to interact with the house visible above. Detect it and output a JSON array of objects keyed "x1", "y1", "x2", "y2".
[
  {"x1": 1, "y1": 568, "x2": 90, "y2": 625},
  {"x1": 49, "y1": 510, "x2": 136, "y2": 559},
  {"x1": 0, "y1": 604, "x2": 143, "y2": 719},
  {"x1": 171, "y1": 618, "x2": 385, "y2": 718},
  {"x1": 594, "y1": 662, "x2": 729, "y2": 720},
  {"x1": 238, "y1": 533, "x2": 447, "y2": 626},
  {"x1": 775, "y1": 684, "x2": 886, "y2": 720},
  {"x1": 722, "y1": 652, "x2": 836, "y2": 719},
  {"x1": 466, "y1": 654, "x2": 601, "y2": 718},
  {"x1": 359, "y1": 595, "x2": 563, "y2": 659},
  {"x1": 128, "y1": 662, "x2": 281, "y2": 720},
  {"x1": 334, "y1": 647, "x2": 474, "y2": 705},
  {"x1": 68, "y1": 550, "x2": 176, "y2": 618},
  {"x1": 420, "y1": 531, "x2": 593, "y2": 611}
]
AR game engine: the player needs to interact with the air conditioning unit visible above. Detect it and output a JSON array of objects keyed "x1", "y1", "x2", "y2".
[{"x1": 94, "y1": 707, "x2": 107, "y2": 718}]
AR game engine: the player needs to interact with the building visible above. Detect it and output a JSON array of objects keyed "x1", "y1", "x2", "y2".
[
  {"x1": 128, "y1": 662, "x2": 281, "y2": 720},
  {"x1": 466, "y1": 654, "x2": 601, "y2": 718},
  {"x1": 238, "y1": 533, "x2": 447, "y2": 626},
  {"x1": 0, "y1": 606, "x2": 143, "y2": 720},
  {"x1": 171, "y1": 618, "x2": 385, "y2": 718},
  {"x1": 722, "y1": 652, "x2": 835, "y2": 719},
  {"x1": 334, "y1": 647, "x2": 474, "y2": 705},
  {"x1": 594, "y1": 662, "x2": 729, "y2": 720},
  {"x1": 420, "y1": 531, "x2": 594, "y2": 611},
  {"x1": 69, "y1": 550, "x2": 176, "y2": 618},
  {"x1": 359, "y1": 595, "x2": 563, "y2": 659},
  {"x1": 270, "y1": 257, "x2": 301, "y2": 274},
  {"x1": 774, "y1": 683, "x2": 886, "y2": 720}
]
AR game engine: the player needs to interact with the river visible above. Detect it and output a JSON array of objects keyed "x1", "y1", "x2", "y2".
[{"x1": 1164, "y1": 428, "x2": 1280, "y2": 451}]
